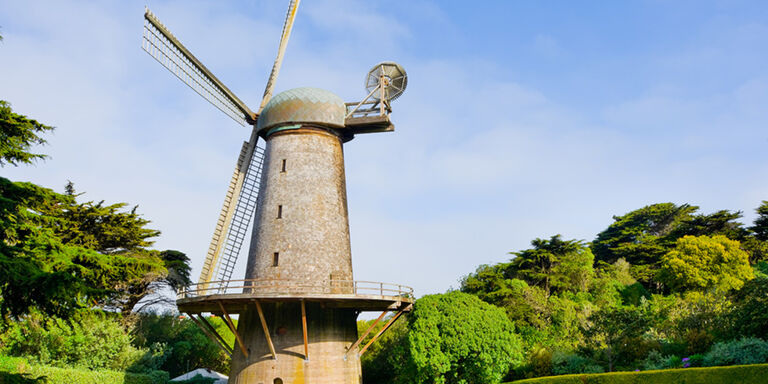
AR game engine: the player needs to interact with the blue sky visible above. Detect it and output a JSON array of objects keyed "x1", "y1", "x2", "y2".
[{"x1": 1, "y1": 0, "x2": 767, "y2": 299}]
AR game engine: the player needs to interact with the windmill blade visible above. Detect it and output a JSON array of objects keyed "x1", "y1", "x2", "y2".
[
  {"x1": 199, "y1": 131, "x2": 266, "y2": 287},
  {"x1": 142, "y1": 8, "x2": 255, "y2": 126},
  {"x1": 258, "y1": 0, "x2": 301, "y2": 113}
]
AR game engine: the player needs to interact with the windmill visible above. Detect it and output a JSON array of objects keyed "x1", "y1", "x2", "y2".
[{"x1": 142, "y1": 2, "x2": 412, "y2": 383}]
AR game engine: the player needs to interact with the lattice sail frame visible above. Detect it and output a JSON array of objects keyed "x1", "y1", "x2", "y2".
[
  {"x1": 207, "y1": 139, "x2": 266, "y2": 285},
  {"x1": 142, "y1": 9, "x2": 254, "y2": 126}
]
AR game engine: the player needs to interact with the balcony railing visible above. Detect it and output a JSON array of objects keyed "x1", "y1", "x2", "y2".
[{"x1": 178, "y1": 279, "x2": 414, "y2": 300}]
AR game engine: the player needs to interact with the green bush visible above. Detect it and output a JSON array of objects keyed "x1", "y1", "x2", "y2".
[
  {"x1": 641, "y1": 350, "x2": 669, "y2": 370},
  {"x1": 131, "y1": 314, "x2": 231, "y2": 377},
  {"x1": 0, "y1": 356, "x2": 168, "y2": 384},
  {"x1": 508, "y1": 363, "x2": 768, "y2": 383},
  {"x1": 551, "y1": 352, "x2": 603, "y2": 375},
  {"x1": 703, "y1": 337, "x2": 768, "y2": 367},
  {"x1": 0, "y1": 310, "x2": 146, "y2": 371}
]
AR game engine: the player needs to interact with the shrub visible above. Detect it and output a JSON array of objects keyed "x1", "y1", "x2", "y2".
[
  {"x1": 398, "y1": 291, "x2": 524, "y2": 384},
  {"x1": 508, "y1": 363, "x2": 768, "y2": 383},
  {"x1": 642, "y1": 350, "x2": 669, "y2": 371},
  {"x1": 703, "y1": 337, "x2": 768, "y2": 367},
  {"x1": 0, "y1": 357, "x2": 168, "y2": 384},
  {"x1": 0, "y1": 310, "x2": 147, "y2": 371},
  {"x1": 551, "y1": 352, "x2": 603, "y2": 375}
]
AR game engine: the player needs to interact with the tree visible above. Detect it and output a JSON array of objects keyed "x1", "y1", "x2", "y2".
[
  {"x1": 583, "y1": 306, "x2": 650, "y2": 371},
  {"x1": 510, "y1": 235, "x2": 594, "y2": 296},
  {"x1": 592, "y1": 203, "x2": 747, "y2": 290},
  {"x1": 659, "y1": 235, "x2": 753, "y2": 292},
  {"x1": 0, "y1": 100, "x2": 54, "y2": 166},
  {"x1": 751, "y1": 201, "x2": 768, "y2": 241},
  {"x1": 0, "y1": 177, "x2": 167, "y2": 319},
  {"x1": 398, "y1": 291, "x2": 523, "y2": 384},
  {"x1": 727, "y1": 276, "x2": 768, "y2": 340}
]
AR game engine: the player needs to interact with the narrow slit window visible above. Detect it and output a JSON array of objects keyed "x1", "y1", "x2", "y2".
[
  {"x1": 277, "y1": 205, "x2": 283, "y2": 219},
  {"x1": 281, "y1": 159, "x2": 286, "y2": 172},
  {"x1": 273, "y1": 252, "x2": 279, "y2": 267}
]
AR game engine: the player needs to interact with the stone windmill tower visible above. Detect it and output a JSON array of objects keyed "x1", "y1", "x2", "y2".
[{"x1": 142, "y1": 3, "x2": 412, "y2": 384}]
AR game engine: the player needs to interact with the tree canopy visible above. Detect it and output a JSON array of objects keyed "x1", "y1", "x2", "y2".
[
  {"x1": 0, "y1": 100, "x2": 55, "y2": 166},
  {"x1": 659, "y1": 235, "x2": 753, "y2": 292},
  {"x1": 399, "y1": 291, "x2": 523, "y2": 384},
  {"x1": 591, "y1": 203, "x2": 748, "y2": 290},
  {"x1": 0, "y1": 177, "x2": 174, "y2": 318}
]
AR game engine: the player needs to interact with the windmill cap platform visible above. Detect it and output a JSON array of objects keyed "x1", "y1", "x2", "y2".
[{"x1": 256, "y1": 87, "x2": 346, "y2": 133}]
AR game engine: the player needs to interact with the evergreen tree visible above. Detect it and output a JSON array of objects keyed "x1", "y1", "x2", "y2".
[{"x1": 0, "y1": 100, "x2": 54, "y2": 166}]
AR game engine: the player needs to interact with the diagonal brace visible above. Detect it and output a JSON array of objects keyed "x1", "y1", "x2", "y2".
[
  {"x1": 255, "y1": 300, "x2": 277, "y2": 360},
  {"x1": 218, "y1": 301, "x2": 248, "y2": 358},
  {"x1": 346, "y1": 310, "x2": 388, "y2": 357},
  {"x1": 187, "y1": 313, "x2": 232, "y2": 356},
  {"x1": 359, "y1": 305, "x2": 411, "y2": 356}
]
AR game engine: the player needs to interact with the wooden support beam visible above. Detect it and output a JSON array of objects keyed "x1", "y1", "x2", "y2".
[
  {"x1": 346, "y1": 310, "x2": 388, "y2": 356},
  {"x1": 187, "y1": 313, "x2": 232, "y2": 356},
  {"x1": 218, "y1": 301, "x2": 249, "y2": 358},
  {"x1": 359, "y1": 306, "x2": 409, "y2": 356},
  {"x1": 196, "y1": 313, "x2": 233, "y2": 355},
  {"x1": 255, "y1": 300, "x2": 277, "y2": 360},
  {"x1": 301, "y1": 300, "x2": 309, "y2": 361}
]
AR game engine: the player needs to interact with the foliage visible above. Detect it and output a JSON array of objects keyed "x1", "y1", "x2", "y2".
[
  {"x1": 659, "y1": 235, "x2": 753, "y2": 292},
  {"x1": 5, "y1": 178, "x2": 175, "y2": 315},
  {"x1": 130, "y1": 314, "x2": 231, "y2": 377},
  {"x1": 0, "y1": 310, "x2": 144, "y2": 371},
  {"x1": 727, "y1": 277, "x2": 768, "y2": 339},
  {"x1": 510, "y1": 235, "x2": 594, "y2": 296},
  {"x1": 582, "y1": 306, "x2": 650, "y2": 371},
  {"x1": 398, "y1": 291, "x2": 524, "y2": 384},
  {"x1": 591, "y1": 204, "x2": 747, "y2": 289},
  {"x1": 0, "y1": 101, "x2": 54, "y2": 167},
  {"x1": 53, "y1": 182, "x2": 160, "y2": 255},
  {"x1": 751, "y1": 201, "x2": 768, "y2": 241},
  {"x1": 702, "y1": 338, "x2": 768, "y2": 367},
  {"x1": 0, "y1": 177, "x2": 175, "y2": 318},
  {"x1": 0, "y1": 355, "x2": 168, "y2": 384},
  {"x1": 360, "y1": 315, "x2": 409, "y2": 384},
  {"x1": 508, "y1": 363, "x2": 768, "y2": 384},
  {"x1": 551, "y1": 352, "x2": 603, "y2": 375}
]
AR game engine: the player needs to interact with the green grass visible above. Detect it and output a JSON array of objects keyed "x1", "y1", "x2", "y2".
[
  {"x1": 0, "y1": 356, "x2": 168, "y2": 384},
  {"x1": 509, "y1": 363, "x2": 768, "y2": 384}
]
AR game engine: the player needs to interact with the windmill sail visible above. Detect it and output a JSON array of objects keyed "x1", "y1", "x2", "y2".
[
  {"x1": 142, "y1": 9, "x2": 255, "y2": 126},
  {"x1": 259, "y1": 0, "x2": 301, "y2": 112},
  {"x1": 200, "y1": 134, "x2": 266, "y2": 287}
]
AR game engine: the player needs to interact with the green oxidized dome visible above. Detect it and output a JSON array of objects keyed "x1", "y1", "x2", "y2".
[{"x1": 256, "y1": 87, "x2": 346, "y2": 132}]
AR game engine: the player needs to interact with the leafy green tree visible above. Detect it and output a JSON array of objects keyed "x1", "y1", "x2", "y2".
[
  {"x1": 728, "y1": 276, "x2": 768, "y2": 340},
  {"x1": 510, "y1": 235, "x2": 594, "y2": 296},
  {"x1": 0, "y1": 101, "x2": 54, "y2": 166},
  {"x1": 583, "y1": 306, "x2": 650, "y2": 371},
  {"x1": 131, "y1": 314, "x2": 231, "y2": 376},
  {"x1": 592, "y1": 203, "x2": 747, "y2": 290},
  {"x1": 752, "y1": 201, "x2": 768, "y2": 241},
  {"x1": 0, "y1": 309, "x2": 144, "y2": 370},
  {"x1": 398, "y1": 291, "x2": 523, "y2": 384},
  {"x1": 52, "y1": 181, "x2": 160, "y2": 254},
  {"x1": 659, "y1": 235, "x2": 753, "y2": 292},
  {"x1": 0, "y1": 177, "x2": 166, "y2": 319},
  {"x1": 360, "y1": 315, "x2": 409, "y2": 384}
]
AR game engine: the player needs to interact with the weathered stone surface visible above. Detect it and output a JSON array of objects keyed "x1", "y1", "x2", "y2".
[{"x1": 245, "y1": 127, "x2": 353, "y2": 284}]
